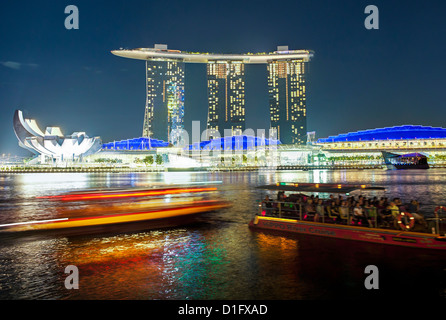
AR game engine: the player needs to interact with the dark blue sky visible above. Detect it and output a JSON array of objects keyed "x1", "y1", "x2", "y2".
[{"x1": 1, "y1": 0, "x2": 446, "y2": 155}]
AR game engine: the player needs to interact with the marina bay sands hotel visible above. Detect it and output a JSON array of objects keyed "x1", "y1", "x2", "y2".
[{"x1": 112, "y1": 45, "x2": 313, "y2": 145}]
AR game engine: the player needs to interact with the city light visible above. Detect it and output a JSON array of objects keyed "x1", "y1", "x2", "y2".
[{"x1": 38, "y1": 186, "x2": 218, "y2": 201}]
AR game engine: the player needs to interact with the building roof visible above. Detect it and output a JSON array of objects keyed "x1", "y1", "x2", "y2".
[
  {"x1": 111, "y1": 47, "x2": 314, "y2": 64},
  {"x1": 102, "y1": 137, "x2": 169, "y2": 151},
  {"x1": 316, "y1": 125, "x2": 446, "y2": 143}
]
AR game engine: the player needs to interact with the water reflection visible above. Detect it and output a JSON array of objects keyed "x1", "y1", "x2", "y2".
[
  {"x1": 0, "y1": 169, "x2": 446, "y2": 299},
  {"x1": 52, "y1": 229, "x2": 233, "y2": 300}
]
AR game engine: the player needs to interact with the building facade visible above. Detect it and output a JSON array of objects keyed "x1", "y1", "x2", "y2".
[
  {"x1": 143, "y1": 58, "x2": 185, "y2": 144},
  {"x1": 267, "y1": 54, "x2": 310, "y2": 145},
  {"x1": 206, "y1": 60, "x2": 245, "y2": 139}
]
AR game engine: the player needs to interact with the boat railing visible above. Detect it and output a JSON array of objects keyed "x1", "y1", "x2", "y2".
[
  {"x1": 427, "y1": 206, "x2": 446, "y2": 235},
  {"x1": 258, "y1": 201, "x2": 395, "y2": 230},
  {"x1": 259, "y1": 201, "x2": 350, "y2": 224},
  {"x1": 259, "y1": 201, "x2": 303, "y2": 220}
]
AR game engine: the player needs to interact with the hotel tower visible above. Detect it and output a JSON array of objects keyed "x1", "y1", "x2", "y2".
[
  {"x1": 112, "y1": 45, "x2": 313, "y2": 145},
  {"x1": 267, "y1": 49, "x2": 310, "y2": 144},
  {"x1": 206, "y1": 61, "x2": 245, "y2": 139},
  {"x1": 142, "y1": 46, "x2": 185, "y2": 144}
]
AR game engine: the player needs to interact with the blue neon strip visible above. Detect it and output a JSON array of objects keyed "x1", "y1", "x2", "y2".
[
  {"x1": 317, "y1": 125, "x2": 446, "y2": 143},
  {"x1": 102, "y1": 137, "x2": 169, "y2": 150}
]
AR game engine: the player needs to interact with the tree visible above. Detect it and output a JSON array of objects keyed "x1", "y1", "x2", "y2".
[
  {"x1": 143, "y1": 155, "x2": 154, "y2": 166},
  {"x1": 155, "y1": 154, "x2": 163, "y2": 166}
]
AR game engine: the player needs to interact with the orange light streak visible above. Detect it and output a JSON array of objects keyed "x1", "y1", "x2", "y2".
[
  {"x1": 38, "y1": 187, "x2": 217, "y2": 202},
  {"x1": 8, "y1": 201, "x2": 230, "y2": 232}
]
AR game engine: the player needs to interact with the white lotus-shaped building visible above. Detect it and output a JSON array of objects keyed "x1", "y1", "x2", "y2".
[{"x1": 13, "y1": 110, "x2": 102, "y2": 163}]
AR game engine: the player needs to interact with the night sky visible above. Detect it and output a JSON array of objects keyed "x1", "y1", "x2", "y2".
[{"x1": 1, "y1": 0, "x2": 446, "y2": 155}]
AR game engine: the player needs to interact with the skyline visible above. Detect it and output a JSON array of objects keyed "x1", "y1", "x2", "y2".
[{"x1": 1, "y1": 0, "x2": 446, "y2": 155}]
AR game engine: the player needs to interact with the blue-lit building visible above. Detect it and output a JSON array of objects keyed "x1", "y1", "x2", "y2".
[
  {"x1": 86, "y1": 125, "x2": 446, "y2": 168},
  {"x1": 315, "y1": 125, "x2": 446, "y2": 166},
  {"x1": 188, "y1": 135, "x2": 281, "y2": 151},
  {"x1": 317, "y1": 125, "x2": 446, "y2": 144},
  {"x1": 87, "y1": 134, "x2": 282, "y2": 166},
  {"x1": 102, "y1": 137, "x2": 169, "y2": 151}
]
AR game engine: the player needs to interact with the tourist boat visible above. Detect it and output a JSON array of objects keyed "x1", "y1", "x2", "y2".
[
  {"x1": 0, "y1": 185, "x2": 230, "y2": 236},
  {"x1": 382, "y1": 151, "x2": 429, "y2": 170},
  {"x1": 249, "y1": 182, "x2": 446, "y2": 250}
]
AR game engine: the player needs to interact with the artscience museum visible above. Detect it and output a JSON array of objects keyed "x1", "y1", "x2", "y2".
[{"x1": 13, "y1": 110, "x2": 102, "y2": 164}]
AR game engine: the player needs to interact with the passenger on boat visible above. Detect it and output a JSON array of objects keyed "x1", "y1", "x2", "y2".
[
  {"x1": 388, "y1": 202, "x2": 400, "y2": 217},
  {"x1": 352, "y1": 202, "x2": 369, "y2": 226},
  {"x1": 407, "y1": 199, "x2": 419, "y2": 214},
  {"x1": 387, "y1": 201, "x2": 400, "y2": 228},
  {"x1": 394, "y1": 198, "x2": 406, "y2": 212},
  {"x1": 262, "y1": 195, "x2": 273, "y2": 212},
  {"x1": 338, "y1": 201, "x2": 350, "y2": 223},
  {"x1": 327, "y1": 200, "x2": 340, "y2": 222},
  {"x1": 335, "y1": 196, "x2": 342, "y2": 207},
  {"x1": 364, "y1": 200, "x2": 377, "y2": 227},
  {"x1": 274, "y1": 191, "x2": 286, "y2": 216},
  {"x1": 407, "y1": 199, "x2": 428, "y2": 227},
  {"x1": 376, "y1": 198, "x2": 386, "y2": 213},
  {"x1": 304, "y1": 198, "x2": 316, "y2": 220},
  {"x1": 315, "y1": 198, "x2": 325, "y2": 222},
  {"x1": 357, "y1": 195, "x2": 364, "y2": 206},
  {"x1": 378, "y1": 208, "x2": 393, "y2": 227}
]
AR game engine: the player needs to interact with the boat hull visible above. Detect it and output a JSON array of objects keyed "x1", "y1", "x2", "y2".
[
  {"x1": 249, "y1": 216, "x2": 446, "y2": 250},
  {"x1": 386, "y1": 163, "x2": 430, "y2": 170},
  {"x1": 393, "y1": 164, "x2": 429, "y2": 170},
  {"x1": 1, "y1": 201, "x2": 230, "y2": 237}
]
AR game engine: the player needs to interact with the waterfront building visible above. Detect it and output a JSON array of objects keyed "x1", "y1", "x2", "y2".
[
  {"x1": 13, "y1": 110, "x2": 101, "y2": 164},
  {"x1": 206, "y1": 61, "x2": 245, "y2": 138},
  {"x1": 267, "y1": 47, "x2": 310, "y2": 145},
  {"x1": 92, "y1": 125, "x2": 446, "y2": 168},
  {"x1": 112, "y1": 45, "x2": 313, "y2": 145},
  {"x1": 316, "y1": 125, "x2": 446, "y2": 151},
  {"x1": 315, "y1": 125, "x2": 446, "y2": 166},
  {"x1": 143, "y1": 56, "x2": 185, "y2": 144}
]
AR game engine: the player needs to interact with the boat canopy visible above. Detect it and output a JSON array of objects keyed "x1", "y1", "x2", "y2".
[
  {"x1": 256, "y1": 182, "x2": 385, "y2": 194},
  {"x1": 382, "y1": 151, "x2": 427, "y2": 159},
  {"x1": 398, "y1": 153, "x2": 426, "y2": 158}
]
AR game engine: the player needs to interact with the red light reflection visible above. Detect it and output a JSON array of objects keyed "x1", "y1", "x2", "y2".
[{"x1": 38, "y1": 186, "x2": 217, "y2": 201}]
